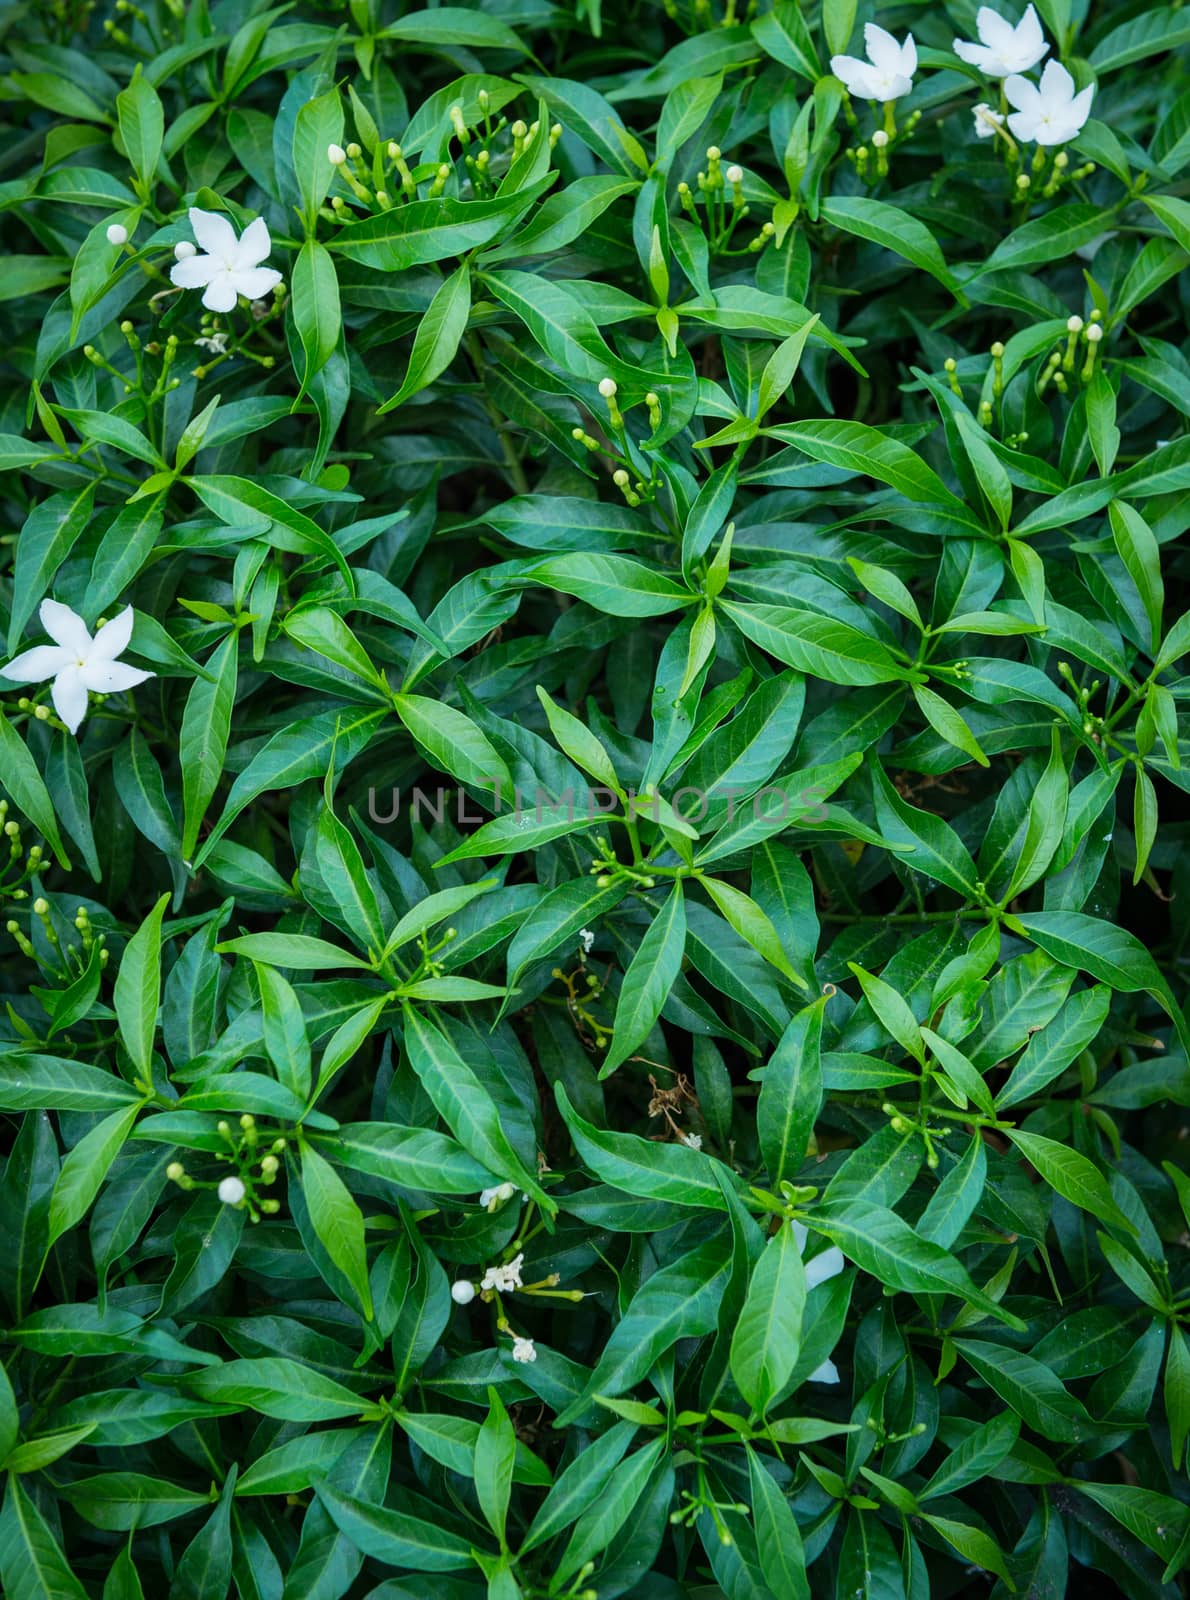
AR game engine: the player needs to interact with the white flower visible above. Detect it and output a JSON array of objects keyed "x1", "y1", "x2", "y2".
[
  {"x1": 481, "y1": 1252, "x2": 524, "y2": 1293},
  {"x1": 174, "y1": 240, "x2": 196, "y2": 261},
  {"x1": 4, "y1": 602, "x2": 153, "y2": 736},
  {"x1": 831, "y1": 25, "x2": 917, "y2": 102},
  {"x1": 511, "y1": 1336, "x2": 537, "y2": 1364},
  {"x1": 169, "y1": 207, "x2": 283, "y2": 314},
  {"x1": 578, "y1": 928, "x2": 595, "y2": 955},
  {"x1": 327, "y1": 143, "x2": 347, "y2": 165},
  {"x1": 682, "y1": 1133, "x2": 703, "y2": 1151},
  {"x1": 451, "y1": 1280, "x2": 476, "y2": 1305},
  {"x1": 955, "y1": 5, "x2": 1048, "y2": 77},
  {"x1": 195, "y1": 332, "x2": 229, "y2": 355},
  {"x1": 479, "y1": 1181, "x2": 518, "y2": 1210},
  {"x1": 1004, "y1": 60, "x2": 1094, "y2": 145},
  {"x1": 791, "y1": 1220, "x2": 846, "y2": 1292},
  {"x1": 973, "y1": 102, "x2": 1006, "y2": 138},
  {"x1": 808, "y1": 1358, "x2": 840, "y2": 1384},
  {"x1": 106, "y1": 222, "x2": 128, "y2": 245},
  {"x1": 218, "y1": 1176, "x2": 246, "y2": 1205}
]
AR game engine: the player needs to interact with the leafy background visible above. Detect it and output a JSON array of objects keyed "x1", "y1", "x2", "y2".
[{"x1": 0, "y1": 0, "x2": 1188, "y2": 1596}]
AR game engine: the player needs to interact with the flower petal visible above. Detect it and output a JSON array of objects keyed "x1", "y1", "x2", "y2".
[
  {"x1": 954, "y1": 38, "x2": 995, "y2": 68},
  {"x1": 89, "y1": 605, "x2": 135, "y2": 662},
  {"x1": 188, "y1": 207, "x2": 239, "y2": 258},
  {"x1": 976, "y1": 6, "x2": 1017, "y2": 51},
  {"x1": 863, "y1": 22, "x2": 903, "y2": 72},
  {"x1": 170, "y1": 255, "x2": 218, "y2": 290},
  {"x1": 1003, "y1": 72, "x2": 1040, "y2": 112},
  {"x1": 79, "y1": 659, "x2": 154, "y2": 693},
  {"x1": 1038, "y1": 58, "x2": 1075, "y2": 101},
  {"x1": 51, "y1": 665, "x2": 89, "y2": 734},
  {"x1": 805, "y1": 1246, "x2": 846, "y2": 1291},
  {"x1": 39, "y1": 599, "x2": 92, "y2": 654},
  {"x1": 235, "y1": 216, "x2": 272, "y2": 268},
  {"x1": 830, "y1": 53, "x2": 878, "y2": 97},
  {"x1": 231, "y1": 266, "x2": 283, "y2": 302},
  {"x1": 3, "y1": 644, "x2": 72, "y2": 683},
  {"x1": 201, "y1": 275, "x2": 240, "y2": 313},
  {"x1": 1067, "y1": 84, "x2": 1095, "y2": 129}
]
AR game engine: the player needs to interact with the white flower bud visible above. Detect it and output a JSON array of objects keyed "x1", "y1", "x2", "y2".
[
  {"x1": 106, "y1": 223, "x2": 128, "y2": 245},
  {"x1": 174, "y1": 240, "x2": 196, "y2": 260},
  {"x1": 706, "y1": 145, "x2": 721, "y2": 161},
  {"x1": 871, "y1": 130, "x2": 889, "y2": 149},
  {"x1": 327, "y1": 143, "x2": 347, "y2": 165},
  {"x1": 726, "y1": 164, "x2": 743, "y2": 183},
  {"x1": 217, "y1": 1176, "x2": 246, "y2": 1205},
  {"x1": 512, "y1": 1336, "x2": 537, "y2": 1363},
  {"x1": 598, "y1": 377, "x2": 617, "y2": 398},
  {"x1": 613, "y1": 469, "x2": 630, "y2": 487},
  {"x1": 1085, "y1": 323, "x2": 1103, "y2": 342},
  {"x1": 1066, "y1": 315, "x2": 1084, "y2": 333},
  {"x1": 451, "y1": 1280, "x2": 476, "y2": 1305}
]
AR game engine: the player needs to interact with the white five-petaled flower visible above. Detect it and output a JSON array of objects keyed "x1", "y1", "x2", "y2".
[
  {"x1": 169, "y1": 206, "x2": 283, "y2": 314},
  {"x1": 479, "y1": 1181, "x2": 518, "y2": 1210},
  {"x1": 973, "y1": 102, "x2": 1006, "y2": 138},
  {"x1": 954, "y1": 4, "x2": 1048, "y2": 77},
  {"x1": 1005, "y1": 60, "x2": 1094, "y2": 145},
  {"x1": 511, "y1": 1336, "x2": 537, "y2": 1364},
  {"x1": 481, "y1": 1252, "x2": 524, "y2": 1293},
  {"x1": 792, "y1": 1221, "x2": 846, "y2": 1385},
  {"x1": 218, "y1": 1176, "x2": 246, "y2": 1205},
  {"x1": 4, "y1": 602, "x2": 153, "y2": 735},
  {"x1": 831, "y1": 24, "x2": 917, "y2": 103}
]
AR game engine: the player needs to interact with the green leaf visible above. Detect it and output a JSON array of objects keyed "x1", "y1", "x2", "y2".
[
  {"x1": 0, "y1": 1475, "x2": 89, "y2": 1600},
  {"x1": 115, "y1": 68, "x2": 164, "y2": 190},
  {"x1": 314, "y1": 1480, "x2": 475, "y2": 1570},
  {"x1": 1006, "y1": 1128, "x2": 1135, "y2": 1235},
  {"x1": 821, "y1": 197, "x2": 965, "y2": 301},
  {"x1": 299, "y1": 1140, "x2": 373, "y2": 1319},
  {"x1": 112, "y1": 892, "x2": 169, "y2": 1079},
  {"x1": 378, "y1": 261, "x2": 471, "y2": 413},
  {"x1": 730, "y1": 1222, "x2": 806, "y2": 1415},
  {"x1": 556, "y1": 1082, "x2": 744, "y2": 1210},
  {"x1": 810, "y1": 1200, "x2": 1026, "y2": 1329},
  {"x1": 47, "y1": 1100, "x2": 142, "y2": 1250},
  {"x1": 601, "y1": 882, "x2": 686, "y2": 1076},
  {"x1": 402, "y1": 1008, "x2": 554, "y2": 1214},
  {"x1": 757, "y1": 997, "x2": 825, "y2": 1185},
  {"x1": 0, "y1": 711, "x2": 72, "y2": 869},
  {"x1": 291, "y1": 240, "x2": 341, "y2": 391}
]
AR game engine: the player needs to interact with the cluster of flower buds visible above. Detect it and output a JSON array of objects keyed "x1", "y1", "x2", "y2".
[
  {"x1": 166, "y1": 1114, "x2": 286, "y2": 1222},
  {"x1": 571, "y1": 379, "x2": 666, "y2": 503},
  {"x1": 677, "y1": 147, "x2": 772, "y2": 254},
  {"x1": 846, "y1": 108, "x2": 923, "y2": 184},
  {"x1": 1038, "y1": 309, "x2": 1105, "y2": 394},
  {"x1": 0, "y1": 801, "x2": 46, "y2": 906},
  {"x1": 1057, "y1": 659, "x2": 1106, "y2": 738}
]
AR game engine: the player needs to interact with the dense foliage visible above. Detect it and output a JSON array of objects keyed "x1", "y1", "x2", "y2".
[{"x1": 0, "y1": 0, "x2": 1189, "y2": 1595}]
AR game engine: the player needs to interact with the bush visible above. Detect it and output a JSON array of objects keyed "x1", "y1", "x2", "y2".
[{"x1": 0, "y1": 0, "x2": 1188, "y2": 1595}]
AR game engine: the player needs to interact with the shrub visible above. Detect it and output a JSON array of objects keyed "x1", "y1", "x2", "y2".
[{"x1": 0, "y1": 1, "x2": 1188, "y2": 1596}]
